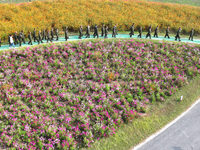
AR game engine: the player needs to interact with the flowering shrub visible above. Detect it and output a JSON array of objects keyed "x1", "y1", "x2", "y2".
[
  {"x1": 0, "y1": 0, "x2": 200, "y2": 40},
  {"x1": 0, "y1": 39, "x2": 199, "y2": 149}
]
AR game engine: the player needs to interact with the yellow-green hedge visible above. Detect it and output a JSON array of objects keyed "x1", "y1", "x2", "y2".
[{"x1": 0, "y1": 0, "x2": 199, "y2": 40}]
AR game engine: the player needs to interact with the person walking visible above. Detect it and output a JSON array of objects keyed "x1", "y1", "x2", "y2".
[
  {"x1": 21, "y1": 30, "x2": 26, "y2": 44},
  {"x1": 18, "y1": 33, "x2": 22, "y2": 47},
  {"x1": 129, "y1": 23, "x2": 134, "y2": 37},
  {"x1": 0, "y1": 37, "x2": 1, "y2": 47},
  {"x1": 38, "y1": 30, "x2": 43, "y2": 44},
  {"x1": 104, "y1": 26, "x2": 109, "y2": 38},
  {"x1": 164, "y1": 26, "x2": 170, "y2": 39},
  {"x1": 8, "y1": 34, "x2": 15, "y2": 48},
  {"x1": 85, "y1": 25, "x2": 90, "y2": 38},
  {"x1": 189, "y1": 28, "x2": 194, "y2": 41},
  {"x1": 42, "y1": 28, "x2": 46, "y2": 40},
  {"x1": 14, "y1": 31, "x2": 18, "y2": 45},
  {"x1": 93, "y1": 24, "x2": 99, "y2": 38},
  {"x1": 138, "y1": 26, "x2": 142, "y2": 38},
  {"x1": 79, "y1": 25, "x2": 83, "y2": 39},
  {"x1": 154, "y1": 25, "x2": 159, "y2": 38},
  {"x1": 65, "y1": 26, "x2": 69, "y2": 41},
  {"x1": 51, "y1": 28, "x2": 54, "y2": 40},
  {"x1": 112, "y1": 24, "x2": 117, "y2": 38},
  {"x1": 115, "y1": 24, "x2": 118, "y2": 35},
  {"x1": 33, "y1": 28, "x2": 37, "y2": 42},
  {"x1": 47, "y1": 30, "x2": 52, "y2": 43},
  {"x1": 175, "y1": 27, "x2": 181, "y2": 41},
  {"x1": 55, "y1": 28, "x2": 59, "y2": 41},
  {"x1": 101, "y1": 24, "x2": 105, "y2": 37},
  {"x1": 28, "y1": 32, "x2": 33, "y2": 45},
  {"x1": 146, "y1": 25, "x2": 152, "y2": 39}
]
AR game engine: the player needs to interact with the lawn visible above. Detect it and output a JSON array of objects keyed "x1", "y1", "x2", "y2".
[{"x1": 144, "y1": 0, "x2": 200, "y2": 7}]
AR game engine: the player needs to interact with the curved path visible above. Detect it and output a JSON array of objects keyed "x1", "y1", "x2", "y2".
[
  {"x1": 1, "y1": 34, "x2": 200, "y2": 51},
  {"x1": 133, "y1": 98, "x2": 200, "y2": 150}
]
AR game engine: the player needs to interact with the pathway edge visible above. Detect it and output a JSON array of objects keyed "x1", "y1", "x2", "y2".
[{"x1": 132, "y1": 97, "x2": 200, "y2": 150}]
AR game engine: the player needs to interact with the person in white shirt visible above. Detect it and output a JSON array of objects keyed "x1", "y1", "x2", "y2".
[{"x1": 8, "y1": 34, "x2": 15, "y2": 48}]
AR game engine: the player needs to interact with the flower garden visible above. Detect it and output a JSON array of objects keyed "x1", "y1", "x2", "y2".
[
  {"x1": 0, "y1": 39, "x2": 199, "y2": 149},
  {"x1": 0, "y1": 0, "x2": 200, "y2": 40}
]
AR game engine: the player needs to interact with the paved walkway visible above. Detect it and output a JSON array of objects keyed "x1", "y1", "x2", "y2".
[
  {"x1": 1, "y1": 34, "x2": 200, "y2": 51},
  {"x1": 134, "y1": 99, "x2": 200, "y2": 150}
]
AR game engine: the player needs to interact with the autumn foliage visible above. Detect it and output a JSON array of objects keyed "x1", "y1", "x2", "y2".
[{"x1": 0, "y1": 0, "x2": 200, "y2": 40}]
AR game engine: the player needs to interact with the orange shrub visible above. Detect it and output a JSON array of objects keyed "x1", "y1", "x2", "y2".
[
  {"x1": 108, "y1": 72, "x2": 114, "y2": 81},
  {"x1": 0, "y1": 0, "x2": 199, "y2": 40}
]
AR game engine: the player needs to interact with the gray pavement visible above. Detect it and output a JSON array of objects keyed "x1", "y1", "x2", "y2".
[{"x1": 137, "y1": 101, "x2": 200, "y2": 150}]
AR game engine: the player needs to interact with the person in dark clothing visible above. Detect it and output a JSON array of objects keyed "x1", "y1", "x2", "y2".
[
  {"x1": 28, "y1": 32, "x2": 33, "y2": 45},
  {"x1": 65, "y1": 26, "x2": 69, "y2": 41},
  {"x1": 51, "y1": 28, "x2": 54, "y2": 40},
  {"x1": 164, "y1": 26, "x2": 170, "y2": 39},
  {"x1": 79, "y1": 25, "x2": 83, "y2": 39},
  {"x1": 138, "y1": 26, "x2": 142, "y2": 38},
  {"x1": 93, "y1": 24, "x2": 99, "y2": 38},
  {"x1": 33, "y1": 28, "x2": 38, "y2": 42},
  {"x1": 154, "y1": 25, "x2": 159, "y2": 38},
  {"x1": 47, "y1": 30, "x2": 52, "y2": 43},
  {"x1": 55, "y1": 28, "x2": 59, "y2": 41},
  {"x1": 112, "y1": 24, "x2": 117, "y2": 38},
  {"x1": 101, "y1": 24, "x2": 105, "y2": 37},
  {"x1": 175, "y1": 27, "x2": 181, "y2": 41},
  {"x1": 129, "y1": 23, "x2": 134, "y2": 37},
  {"x1": 21, "y1": 30, "x2": 26, "y2": 44},
  {"x1": 115, "y1": 24, "x2": 118, "y2": 35},
  {"x1": 18, "y1": 33, "x2": 22, "y2": 46},
  {"x1": 104, "y1": 26, "x2": 109, "y2": 38},
  {"x1": 14, "y1": 31, "x2": 18, "y2": 45},
  {"x1": 0, "y1": 38, "x2": 1, "y2": 47},
  {"x1": 85, "y1": 25, "x2": 90, "y2": 38},
  {"x1": 146, "y1": 25, "x2": 152, "y2": 39},
  {"x1": 42, "y1": 28, "x2": 46, "y2": 40},
  {"x1": 189, "y1": 28, "x2": 194, "y2": 41},
  {"x1": 38, "y1": 30, "x2": 43, "y2": 44}
]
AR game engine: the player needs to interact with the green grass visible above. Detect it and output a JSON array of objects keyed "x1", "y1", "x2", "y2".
[
  {"x1": 144, "y1": 0, "x2": 200, "y2": 7},
  {"x1": 81, "y1": 73, "x2": 200, "y2": 150}
]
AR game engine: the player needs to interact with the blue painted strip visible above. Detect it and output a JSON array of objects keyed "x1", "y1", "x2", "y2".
[{"x1": 2, "y1": 34, "x2": 199, "y2": 51}]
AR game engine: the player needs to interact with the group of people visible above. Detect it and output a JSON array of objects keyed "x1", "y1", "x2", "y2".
[
  {"x1": 78, "y1": 24, "x2": 117, "y2": 39},
  {"x1": 7, "y1": 24, "x2": 195, "y2": 48},
  {"x1": 131, "y1": 24, "x2": 194, "y2": 42},
  {"x1": 8, "y1": 27, "x2": 66, "y2": 48}
]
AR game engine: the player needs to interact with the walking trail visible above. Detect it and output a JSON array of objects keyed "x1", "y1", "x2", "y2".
[
  {"x1": 1, "y1": 34, "x2": 200, "y2": 51},
  {"x1": 133, "y1": 98, "x2": 200, "y2": 150}
]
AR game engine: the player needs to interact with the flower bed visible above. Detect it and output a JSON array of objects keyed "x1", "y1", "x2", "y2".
[{"x1": 0, "y1": 39, "x2": 200, "y2": 149}]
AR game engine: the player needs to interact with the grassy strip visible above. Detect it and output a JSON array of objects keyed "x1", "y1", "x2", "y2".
[
  {"x1": 144, "y1": 0, "x2": 200, "y2": 7},
  {"x1": 81, "y1": 69, "x2": 200, "y2": 149}
]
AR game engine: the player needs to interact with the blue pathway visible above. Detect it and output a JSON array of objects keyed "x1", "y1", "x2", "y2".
[{"x1": 2, "y1": 34, "x2": 200, "y2": 50}]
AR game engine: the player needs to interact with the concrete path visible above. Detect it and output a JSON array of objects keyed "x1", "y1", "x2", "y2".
[
  {"x1": 134, "y1": 98, "x2": 200, "y2": 150},
  {"x1": 1, "y1": 34, "x2": 200, "y2": 51}
]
